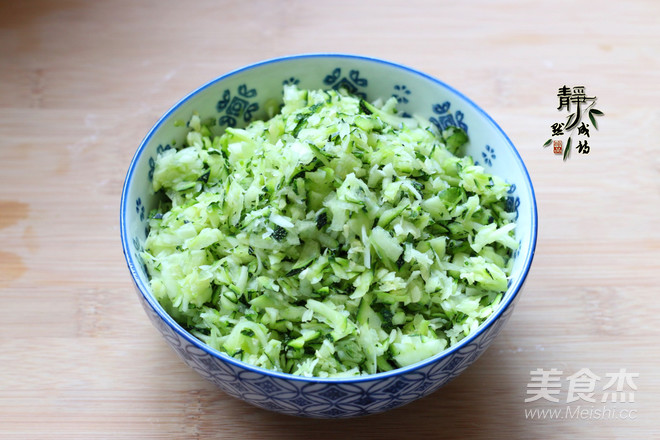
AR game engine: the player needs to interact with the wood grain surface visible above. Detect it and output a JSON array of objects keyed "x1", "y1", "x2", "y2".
[{"x1": 1, "y1": 1, "x2": 658, "y2": 438}]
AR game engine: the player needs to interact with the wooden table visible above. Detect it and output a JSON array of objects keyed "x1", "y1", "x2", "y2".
[{"x1": 1, "y1": 1, "x2": 658, "y2": 438}]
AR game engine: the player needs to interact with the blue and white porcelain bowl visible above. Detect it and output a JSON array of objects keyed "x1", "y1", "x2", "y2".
[{"x1": 120, "y1": 54, "x2": 537, "y2": 418}]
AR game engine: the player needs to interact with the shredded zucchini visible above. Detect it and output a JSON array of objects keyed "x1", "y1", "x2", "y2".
[{"x1": 142, "y1": 85, "x2": 517, "y2": 377}]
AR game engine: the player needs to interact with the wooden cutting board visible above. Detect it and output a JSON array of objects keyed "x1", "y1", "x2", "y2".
[{"x1": 1, "y1": 1, "x2": 658, "y2": 438}]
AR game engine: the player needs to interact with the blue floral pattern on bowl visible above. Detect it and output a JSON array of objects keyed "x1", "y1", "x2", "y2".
[
  {"x1": 136, "y1": 287, "x2": 519, "y2": 417},
  {"x1": 392, "y1": 84, "x2": 410, "y2": 103},
  {"x1": 481, "y1": 144, "x2": 496, "y2": 166},
  {"x1": 282, "y1": 77, "x2": 300, "y2": 86},
  {"x1": 430, "y1": 101, "x2": 468, "y2": 133},
  {"x1": 120, "y1": 54, "x2": 537, "y2": 418},
  {"x1": 323, "y1": 67, "x2": 368, "y2": 99},
  {"x1": 216, "y1": 84, "x2": 259, "y2": 127}
]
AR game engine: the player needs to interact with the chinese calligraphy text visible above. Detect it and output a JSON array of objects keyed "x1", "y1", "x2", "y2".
[{"x1": 544, "y1": 85, "x2": 603, "y2": 161}]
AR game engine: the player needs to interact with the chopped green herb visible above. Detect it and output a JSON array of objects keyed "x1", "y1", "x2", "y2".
[
  {"x1": 316, "y1": 211, "x2": 328, "y2": 229},
  {"x1": 271, "y1": 225, "x2": 287, "y2": 242}
]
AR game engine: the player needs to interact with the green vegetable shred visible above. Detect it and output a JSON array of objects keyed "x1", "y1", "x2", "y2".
[{"x1": 142, "y1": 85, "x2": 518, "y2": 377}]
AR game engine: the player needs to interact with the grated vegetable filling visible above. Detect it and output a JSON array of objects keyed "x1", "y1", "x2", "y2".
[{"x1": 142, "y1": 85, "x2": 518, "y2": 377}]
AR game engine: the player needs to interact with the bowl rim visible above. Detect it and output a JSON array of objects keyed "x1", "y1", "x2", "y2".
[{"x1": 120, "y1": 52, "x2": 538, "y2": 384}]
